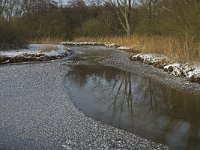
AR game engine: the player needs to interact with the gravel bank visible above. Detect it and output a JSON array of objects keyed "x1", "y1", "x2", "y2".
[{"x1": 0, "y1": 53, "x2": 168, "y2": 149}]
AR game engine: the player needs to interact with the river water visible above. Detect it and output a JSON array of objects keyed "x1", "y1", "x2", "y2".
[{"x1": 65, "y1": 46, "x2": 200, "y2": 150}]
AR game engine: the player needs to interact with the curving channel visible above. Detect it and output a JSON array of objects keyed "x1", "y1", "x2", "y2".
[{"x1": 65, "y1": 64, "x2": 200, "y2": 150}]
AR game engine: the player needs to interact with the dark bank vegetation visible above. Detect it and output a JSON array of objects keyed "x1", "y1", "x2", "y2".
[{"x1": 0, "y1": 0, "x2": 200, "y2": 61}]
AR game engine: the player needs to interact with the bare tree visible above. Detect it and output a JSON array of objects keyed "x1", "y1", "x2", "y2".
[
  {"x1": 0, "y1": 0, "x2": 7, "y2": 17},
  {"x1": 109, "y1": 0, "x2": 133, "y2": 37}
]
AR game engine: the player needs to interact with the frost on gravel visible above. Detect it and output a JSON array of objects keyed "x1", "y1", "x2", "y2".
[
  {"x1": 61, "y1": 41, "x2": 135, "y2": 50},
  {"x1": 131, "y1": 53, "x2": 200, "y2": 84},
  {"x1": 117, "y1": 46, "x2": 132, "y2": 50},
  {"x1": 0, "y1": 44, "x2": 72, "y2": 64},
  {"x1": 60, "y1": 42, "x2": 119, "y2": 48},
  {"x1": 132, "y1": 53, "x2": 171, "y2": 69},
  {"x1": 60, "y1": 41, "x2": 105, "y2": 46},
  {"x1": 61, "y1": 41, "x2": 118, "y2": 48},
  {"x1": 104, "y1": 43, "x2": 116, "y2": 48}
]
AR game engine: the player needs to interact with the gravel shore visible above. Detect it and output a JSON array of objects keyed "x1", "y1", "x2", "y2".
[{"x1": 0, "y1": 47, "x2": 168, "y2": 150}]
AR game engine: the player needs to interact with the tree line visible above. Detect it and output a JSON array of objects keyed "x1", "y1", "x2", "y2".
[{"x1": 0, "y1": 0, "x2": 200, "y2": 44}]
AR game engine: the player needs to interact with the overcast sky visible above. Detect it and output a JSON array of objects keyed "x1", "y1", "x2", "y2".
[
  {"x1": 59, "y1": 0, "x2": 68, "y2": 4},
  {"x1": 62, "y1": 0, "x2": 69, "y2": 4},
  {"x1": 54, "y1": 0, "x2": 68, "y2": 5}
]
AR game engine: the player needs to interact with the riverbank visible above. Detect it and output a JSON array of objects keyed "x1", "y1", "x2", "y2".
[
  {"x1": 0, "y1": 44, "x2": 72, "y2": 64},
  {"x1": 61, "y1": 40, "x2": 200, "y2": 84},
  {"x1": 74, "y1": 35, "x2": 200, "y2": 63},
  {"x1": 130, "y1": 53, "x2": 200, "y2": 84},
  {"x1": 1, "y1": 41, "x2": 200, "y2": 85}
]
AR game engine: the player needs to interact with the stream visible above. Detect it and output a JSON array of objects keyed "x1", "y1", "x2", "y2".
[{"x1": 65, "y1": 46, "x2": 200, "y2": 150}]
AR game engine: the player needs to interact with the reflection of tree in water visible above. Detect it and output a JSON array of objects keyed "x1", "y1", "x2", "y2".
[
  {"x1": 156, "y1": 85, "x2": 200, "y2": 149},
  {"x1": 109, "y1": 71, "x2": 160, "y2": 116},
  {"x1": 68, "y1": 65, "x2": 200, "y2": 149},
  {"x1": 111, "y1": 72, "x2": 133, "y2": 113},
  {"x1": 108, "y1": 70, "x2": 200, "y2": 149},
  {"x1": 68, "y1": 65, "x2": 120, "y2": 87}
]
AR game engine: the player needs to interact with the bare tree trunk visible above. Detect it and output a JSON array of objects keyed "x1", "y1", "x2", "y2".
[
  {"x1": 109, "y1": 0, "x2": 132, "y2": 37},
  {"x1": 0, "y1": 0, "x2": 7, "y2": 16}
]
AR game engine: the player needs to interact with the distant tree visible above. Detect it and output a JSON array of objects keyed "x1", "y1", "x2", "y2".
[
  {"x1": 67, "y1": 0, "x2": 86, "y2": 8},
  {"x1": 139, "y1": 0, "x2": 160, "y2": 34},
  {"x1": 89, "y1": 0, "x2": 102, "y2": 6}
]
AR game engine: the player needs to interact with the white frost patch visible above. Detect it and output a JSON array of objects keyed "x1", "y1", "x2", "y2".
[
  {"x1": 105, "y1": 43, "x2": 116, "y2": 48},
  {"x1": 164, "y1": 63, "x2": 181, "y2": 72},
  {"x1": 117, "y1": 46, "x2": 132, "y2": 50},
  {"x1": 187, "y1": 65, "x2": 200, "y2": 78},
  {"x1": 61, "y1": 41, "x2": 134, "y2": 49},
  {"x1": 0, "y1": 50, "x2": 36, "y2": 57},
  {"x1": 61, "y1": 41, "x2": 118, "y2": 48},
  {"x1": 132, "y1": 53, "x2": 170, "y2": 66},
  {"x1": 164, "y1": 63, "x2": 200, "y2": 78},
  {"x1": 0, "y1": 44, "x2": 70, "y2": 58},
  {"x1": 38, "y1": 44, "x2": 70, "y2": 57},
  {"x1": 182, "y1": 65, "x2": 193, "y2": 77},
  {"x1": 131, "y1": 53, "x2": 200, "y2": 83},
  {"x1": 171, "y1": 66, "x2": 182, "y2": 77},
  {"x1": 60, "y1": 41, "x2": 103, "y2": 46}
]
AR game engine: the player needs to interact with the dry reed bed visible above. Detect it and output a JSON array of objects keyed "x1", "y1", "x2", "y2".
[{"x1": 32, "y1": 38, "x2": 62, "y2": 45}]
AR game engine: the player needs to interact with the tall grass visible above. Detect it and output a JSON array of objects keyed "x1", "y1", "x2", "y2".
[
  {"x1": 75, "y1": 35, "x2": 200, "y2": 63},
  {"x1": 32, "y1": 37, "x2": 62, "y2": 45}
]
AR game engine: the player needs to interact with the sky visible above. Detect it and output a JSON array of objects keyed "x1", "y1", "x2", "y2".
[
  {"x1": 61, "y1": 0, "x2": 68, "y2": 4},
  {"x1": 54, "y1": 0, "x2": 68, "y2": 5}
]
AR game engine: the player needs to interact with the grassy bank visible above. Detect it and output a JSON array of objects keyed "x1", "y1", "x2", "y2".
[{"x1": 75, "y1": 35, "x2": 200, "y2": 63}]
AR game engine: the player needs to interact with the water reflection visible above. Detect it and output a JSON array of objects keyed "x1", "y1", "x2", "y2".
[{"x1": 66, "y1": 65, "x2": 200, "y2": 150}]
